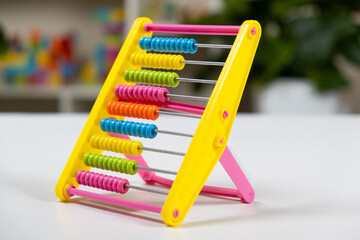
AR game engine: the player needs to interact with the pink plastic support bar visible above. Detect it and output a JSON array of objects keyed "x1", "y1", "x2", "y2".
[
  {"x1": 218, "y1": 147, "x2": 255, "y2": 203},
  {"x1": 67, "y1": 186, "x2": 162, "y2": 214},
  {"x1": 145, "y1": 23, "x2": 241, "y2": 35},
  {"x1": 159, "y1": 101, "x2": 205, "y2": 115},
  {"x1": 150, "y1": 146, "x2": 254, "y2": 203},
  {"x1": 150, "y1": 175, "x2": 241, "y2": 198},
  {"x1": 147, "y1": 101, "x2": 205, "y2": 116}
]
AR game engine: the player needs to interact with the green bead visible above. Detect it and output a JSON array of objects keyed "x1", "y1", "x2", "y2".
[
  {"x1": 83, "y1": 153, "x2": 139, "y2": 175},
  {"x1": 111, "y1": 158, "x2": 118, "y2": 171},
  {"x1": 83, "y1": 153, "x2": 90, "y2": 166},
  {"x1": 128, "y1": 160, "x2": 139, "y2": 175},
  {"x1": 123, "y1": 69, "x2": 179, "y2": 87}
]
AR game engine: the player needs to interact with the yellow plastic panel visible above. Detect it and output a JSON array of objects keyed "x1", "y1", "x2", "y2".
[
  {"x1": 161, "y1": 20, "x2": 261, "y2": 226},
  {"x1": 55, "y1": 17, "x2": 153, "y2": 201}
]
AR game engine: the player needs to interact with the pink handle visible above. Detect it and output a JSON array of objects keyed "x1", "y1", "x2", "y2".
[{"x1": 145, "y1": 23, "x2": 241, "y2": 35}]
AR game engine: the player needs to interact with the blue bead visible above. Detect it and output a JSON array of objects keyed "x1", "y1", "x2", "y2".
[
  {"x1": 176, "y1": 39, "x2": 182, "y2": 52},
  {"x1": 146, "y1": 37, "x2": 153, "y2": 50},
  {"x1": 120, "y1": 121, "x2": 128, "y2": 134},
  {"x1": 181, "y1": 39, "x2": 188, "y2": 53},
  {"x1": 139, "y1": 37, "x2": 146, "y2": 50},
  {"x1": 115, "y1": 120, "x2": 123, "y2": 134},
  {"x1": 100, "y1": 118, "x2": 108, "y2": 131},
  {"x1": 164, "y1": 38, "x2": 171, "y2": 52},
  {"x1": 151, "y1": 38, "x2": 158, "y2": 52},
  {"x1": 109, "y1": 119, "x2": 116, "y2": 133},
  {"x1": 105, "y1": 120, "x2": 112, "y2": 132},
  {"x1": 139, "y1": 37, "x2": 198, "y2": 54},
  {"x1": 130, "y1": 122, "x2": 135, "y2": 136},
  {"x1": 136, "y1": 122, "x2": 143, "y2": 136},
  {"x1": 148, "y1": 124, "x2": 158, "y2": 139},
  {"x1": 189, "y1": 39, "x2": 197, "y2": 53},
  {"x1": 170, "y1": 38, "x2": 176, "y2": 52},
  {"x1": 140, "y1": 37, "x2": 152, "y2": 51}
]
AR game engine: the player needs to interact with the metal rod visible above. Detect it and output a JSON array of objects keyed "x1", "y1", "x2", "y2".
[
  {"x1": 182, "y1": 59, "x2": 225, "y2": 66},
  {"x1": 140, "y1": 146, "x2": 186, "y2": 156},
  {"x1": 125, "y1": 184, "x2": 169, "y2": 195},
  {"x1": 166, "y1": 93, "x2": 209, "y2": 101},
  {"x1": 158, "y1": 110, "x2": 202, "y2": 119},
  {"x1": 138, "y1": 69, "x2": 217, "y2": 84},
  {"x1": 156, "y1": 129, "x2": 193, "y2": 138},
  {"x1": 135, "y1": 165, "x2": 178, "y2": 175},
  {"x1": 177, "y1": 77, "x2": 217, "y2": 84},
  {"x1": 195, "y1": 43, "x2": 232, "y2": 49}
]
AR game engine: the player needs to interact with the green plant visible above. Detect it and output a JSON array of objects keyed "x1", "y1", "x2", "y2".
[{"x1": 193, "y1": 0, "x2": 360, "y2": 92}]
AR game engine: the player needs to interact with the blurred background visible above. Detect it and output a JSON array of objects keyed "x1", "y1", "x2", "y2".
[{"x1": 0, "y1": 0, "x2": 359, "y2": 114}]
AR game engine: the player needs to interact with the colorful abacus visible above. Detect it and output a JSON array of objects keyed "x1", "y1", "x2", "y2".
[{"x1": 56, "y1": 17, "x2": 261, "y2": 226}]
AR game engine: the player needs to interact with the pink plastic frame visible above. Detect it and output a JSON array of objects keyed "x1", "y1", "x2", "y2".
[{"x1": 145, "y1": 23, "x2": 241, "y2": 35}]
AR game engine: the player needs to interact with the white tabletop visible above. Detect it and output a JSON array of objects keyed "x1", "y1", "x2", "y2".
[{"x1": 1, "y1": 113, "x2": 359, "y2": 239}]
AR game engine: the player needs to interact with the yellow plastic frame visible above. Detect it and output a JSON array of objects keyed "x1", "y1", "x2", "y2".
[
  {"x1": 55, "y1": 18, "x2": 151, "y2": 201},
  {"x1": 55, "y1": 17, "x2": 261, "y2": 227},
  {"x1": 161, "y1": 20, "x2": 261, "y2": 226}
]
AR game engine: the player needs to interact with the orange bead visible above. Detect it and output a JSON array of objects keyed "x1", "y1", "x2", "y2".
[{"x1": 107, "y1": 101, "x2": 159, "y2": 120}]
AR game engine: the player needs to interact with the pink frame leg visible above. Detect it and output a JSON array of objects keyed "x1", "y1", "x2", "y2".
[{"x1": 148, "y1": 146, "x2": 254, "y2": 203}]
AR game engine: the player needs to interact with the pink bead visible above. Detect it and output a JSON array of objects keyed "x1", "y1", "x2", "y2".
[
  {"x1": 114, "y1": 85, "x2": 120, "y2": 98},
  {"x1": 89, "y1": 173, "x2": 96, "y2": 188},
  {"x1": 75, "y1": 171, "x2": 130, "y2": 195},
  {"x1": 115, "y1": 84, "x2": 169, "y2": 103}
]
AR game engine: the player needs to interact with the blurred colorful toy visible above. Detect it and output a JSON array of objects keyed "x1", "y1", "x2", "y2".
[
  {"x1": 0, "y1": 29, "x2": 76, "y2": 87},
  {"x1": 80, "y1": 8, "x2": 124, "y2": 85}
]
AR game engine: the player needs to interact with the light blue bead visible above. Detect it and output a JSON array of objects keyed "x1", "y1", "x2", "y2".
[
  {"x1": 148, "y1": 124, "x2": 158, "y2": 138},
  {"x1": 100, "y1": 118, "x2": 108, "y2": 131},
  {"x1": 139, "y1": 37, "x2": 146, "y2": 50},
  {"x1": 139, "y1": 37, "x2": 198, "y2": 54},
  {"x1": 189, "y1": 39, "x2": 197, "y2": 53},
  {"x1": 109, "y1": 119, "x2": 116, "y2": 133}
]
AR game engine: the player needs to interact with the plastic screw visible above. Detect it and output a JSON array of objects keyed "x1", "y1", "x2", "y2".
[
  {"x1": 223, "y1": 110, "x2": 229, "y2": 119},
  {"x1": 251, "y1": 27, "x2": 256, "y2": 35},
  {"x1": 173, "y1": 209, "x2": 179, "y2": 218}
]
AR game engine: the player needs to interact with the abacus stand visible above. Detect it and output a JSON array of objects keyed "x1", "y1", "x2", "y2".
[
  {"x1": 111, "y1": 133, "x2": 254, "y2": 203},
  {"x1": 150, "y1": 147, "x2": 254, "y2": 202},
  {"x1": 67, "y1": 132, "x2": 253, "y2": 217},
  {"x1": 58, "y1": 18, "x2": 261, "y2": 227}
]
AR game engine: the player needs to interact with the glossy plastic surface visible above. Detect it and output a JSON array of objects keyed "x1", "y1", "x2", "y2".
[
  {"x1": 100, "y1": 118, "x2": 158, "y2": 139},
  {"x1": 161, "y1": 20, "x2": 261, "y2": 226},
  {"x1": 83, "y1": 153, "x2": 139, "y2": 175},
  {"x1": 124, "y1": 69, "x2": 179, "y2": 87},
  {"x1": 55, "y1": 17, "x2": 152, "y2": 201},
  {"x1": 56, "y1": 17, "x2": 259, "y2": 227},
  {"x1": 139, "y1": 37, "x2": 198, "y2": 53},
  {"x1": 145, "y1": 23, "x2": 241, "y2": 35}
]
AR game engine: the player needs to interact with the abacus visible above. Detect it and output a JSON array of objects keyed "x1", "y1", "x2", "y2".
[{"x1": 55, "y1": 17, "x2": 261, "y2": 227}]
